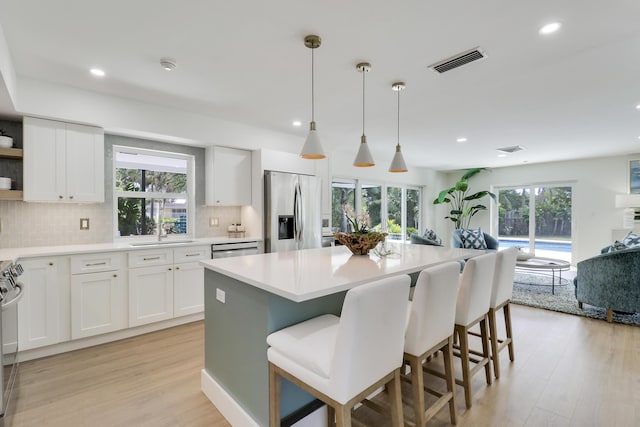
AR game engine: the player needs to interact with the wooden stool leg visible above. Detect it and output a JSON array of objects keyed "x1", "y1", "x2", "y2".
[
  {"x1": 327, "y1": 405, "x2": 335, "y2": 427},
  {"x1": 456, "y1": 324, "x2": 473, "y2": 409},
  {"x1": 409, "y1": 356, "x2": 426, "y2": 426},
  {"x1": 480, "y1": 316, "x2": 492, "y2": 385},
  {"x1": 443, "y1": 337, "x2": 457, "y2": 425},
  {"x1": 335, "y1": 404, "x2": 351, "y2": 427},
  {"x1": 269, "y1": 363, "x2": 281, "y2": 427},
  {"x1": 387, "y1": 369, "x2": 404, "y2": 427},
  {"x1": 504, "y1": 302, "x2": 515, "y2": 362},
  {"x1": 488, "y1": 308, "x2": 500, "y2": 379}
]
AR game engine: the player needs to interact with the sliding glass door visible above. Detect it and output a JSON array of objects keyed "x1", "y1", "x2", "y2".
[{"x1": 497, "y1": 185, "x2": 572, "y2": 261}]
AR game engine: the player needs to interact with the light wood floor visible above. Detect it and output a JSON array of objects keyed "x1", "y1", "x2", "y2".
[{"x1": 9, "y1": 305, "x2": 640, "y2": 427}]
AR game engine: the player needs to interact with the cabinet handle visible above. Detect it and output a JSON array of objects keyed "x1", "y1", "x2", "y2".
[
  {"x1": 185, "y1": 253, "x2": 200, "y2": 257},
  {"x1": 175, "y1": 266, "x2": 180, "y2": 270},
  {"x1": 113, "y1": 274, "x2": 117, "y2": 278},
  {"x1": 86, "y1": 262, "x2": 107, "y2": 267},
  {"x1": 69, "y1": 195, "x2": 74, "y2": 200},
  {"x1": 168, "y1": 267, "x2": 172, "y2": 271},
  {"x1": 143, "y1": 256, "x2": 161, "y2": 261},
  {"x1": 49, "y1": 262, "x2": 54, "y2": 266},
  {"x1": 58, "y1": 195, "x2": 63, "y2": 199}
]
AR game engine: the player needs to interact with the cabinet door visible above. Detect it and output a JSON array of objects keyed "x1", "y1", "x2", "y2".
[
  {"x1": 173, "y1": 262, "x2": 204, "y2": 317},
  {"x1": 71, "y1": 270, "x2": 126, "y2": 339},
  {"x1": 18, "y1": 258, "x2": 62, "y2": 350},
  {"x1": 65, "y1": 123, "x2": 104, "y2": 202},
  {"x1": 23, "y1": 117, "x2": 66, "y2": 202},
  {"x1": 206, "y1": 146, "x2": 252, "y2": 205},
  {"x1": 128, "y1": 265, "x2": 173, "y2": 327}
]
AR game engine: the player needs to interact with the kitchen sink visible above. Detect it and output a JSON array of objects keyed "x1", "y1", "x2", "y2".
[{"x1": 129, "y1": 240, "x2": 195, "y2": 247}]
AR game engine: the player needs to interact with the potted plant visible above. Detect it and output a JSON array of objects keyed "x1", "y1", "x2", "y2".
[
  {"x1": 333, "y1": 206, "x2": 387, "y2": 255},
  {"x1": 0, "y1": 129, "x2": 13, "y2": 148},
  {"x1": 433, "y1": 167, "x2": 497, "y2": 229}
]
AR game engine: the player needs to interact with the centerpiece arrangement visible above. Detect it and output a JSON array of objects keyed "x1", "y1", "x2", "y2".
[{"x1": 333, "y1": 207, "x2": 387, "y2": 255}]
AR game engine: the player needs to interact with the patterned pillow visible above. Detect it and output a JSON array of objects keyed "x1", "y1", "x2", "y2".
[
  {"x1": 622, "y1": 232, "x2": 640, "y2": 248},
  {"x1": 459, "y1": 228, "x2": 488, "y2": 249},
  {"x1": 422, "y1": 228, "x2": 442, "y2": 246}
]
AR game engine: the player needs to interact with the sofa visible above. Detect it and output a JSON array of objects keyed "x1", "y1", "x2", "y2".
[{"x1": 573, "y1": 246, "x2": 640, "y2": 322}]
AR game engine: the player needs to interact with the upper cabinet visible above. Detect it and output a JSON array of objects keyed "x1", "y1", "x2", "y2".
[
  {"x1": 205, "y1": 146, "x2": 252, "y2": 206},
  {"x1": 23, "y1": 117, "x2": 104, "y2": 202}
]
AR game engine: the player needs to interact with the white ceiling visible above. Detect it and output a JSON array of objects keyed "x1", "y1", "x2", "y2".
[{"x1": 1, "y1": 0, "x2": 640, "y2": 171}]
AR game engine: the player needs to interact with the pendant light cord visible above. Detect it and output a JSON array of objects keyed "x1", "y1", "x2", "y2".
[
  {"x1": 362, "y1": 69, "x2": 366, "y2": 136},
  {"x1": 396, "y1": 87, "x2": 400, "y2": 147},
  {"x1": 311, "y1": 47, "x2": 315, "y2": 122}
]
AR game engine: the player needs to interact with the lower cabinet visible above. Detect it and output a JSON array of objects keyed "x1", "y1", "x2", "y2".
[
  {"x1": 128, "y1": 264, "x2": 174, "y2": 327},
  {"x1": 18, "y1": 257, "x2": 69, "y2": 351},
  {"x1": 71, "y1": 270, "x2": 126, "y2": 339},
  {"x1": 173, "y1": 261, "x2": 205, "y2": 317}
]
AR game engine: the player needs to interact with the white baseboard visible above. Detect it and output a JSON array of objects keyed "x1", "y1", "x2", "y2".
[
  {"x1": 201, "y1": 369, "x2": 260, "y2": 427},
  {"x1": 201, "y1": 369, "x2": 327, "y2": 427}
]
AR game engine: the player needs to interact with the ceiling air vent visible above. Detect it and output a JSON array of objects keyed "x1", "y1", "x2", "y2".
[
  {"x1": 496, "y1": 145, "x2": 526, "y2": 154},
  {"x1": 428, "y1": 47, "x2": 487, "y2": 74}
]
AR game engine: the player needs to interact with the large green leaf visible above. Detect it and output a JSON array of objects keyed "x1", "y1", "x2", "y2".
[
  {"x1": 434, "y1": 188, "x2": 455, "y2": 204},
  {"x1": 460, "y1": 167, "x2": 487, "y2": 181},
  {"x1": 463, "y1": 190, "x2": 497, "y2": 202},
  {"x1": 455, "y1": 180, "x2": 468, "y2": 192}
]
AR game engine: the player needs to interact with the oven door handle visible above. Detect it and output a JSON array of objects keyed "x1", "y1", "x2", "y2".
[{"x1": 2, "y1": 282, "x2": 24, "y2": 311}]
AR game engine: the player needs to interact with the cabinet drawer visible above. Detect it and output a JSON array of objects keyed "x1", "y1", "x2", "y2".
[
  {"x1": 128, "y1": 249, "x2": 173, "y2": 268},
  {"x1": 71, "y1": 252, "x2": 126, "y2": 274},
  {"x1": 173, "y1": 245, "x2": 209, "y2": 263}
]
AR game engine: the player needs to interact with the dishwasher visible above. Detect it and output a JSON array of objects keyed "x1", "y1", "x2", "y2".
[{"x1": 211, "y1": 241, "x2": 260, "y2": 258}]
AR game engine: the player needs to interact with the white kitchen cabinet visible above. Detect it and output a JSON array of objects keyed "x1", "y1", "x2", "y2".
[
  {"x1": 173, "y1": 245, "x2": 208, "y2": 317},
  {"x1": 70, "y1": 252, "x2": 127, "y2": 339},
  {"x1": 18, "y1": 257, "x2": 68, "y2": 350},
  {"x1": 128, "y1": 248, "x2": 174, "y2": 327},
  {"x1": 205, "y1": 146, "x2": 252, "y2": 206},
  {"x1": 23, "y1": 117, "x2": 104, "y2": 202}
]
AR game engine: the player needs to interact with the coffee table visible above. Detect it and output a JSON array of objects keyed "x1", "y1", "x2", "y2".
[{"x1": 515, "y1": 257, "x2": 570, "y2": 295}]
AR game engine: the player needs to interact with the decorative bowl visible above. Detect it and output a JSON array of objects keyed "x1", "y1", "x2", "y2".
[
  {"x1": 0, "y1": 136, "x2": 13, "y2": 148},
  {"x1": 333, "y1": 231, "x2": 387, "y2": 255}
]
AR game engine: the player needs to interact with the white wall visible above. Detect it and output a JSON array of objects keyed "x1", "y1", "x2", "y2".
[
  {"x1": 432, "y1": 154, "x2": 640, "y2": 263},
  {"x1": 0, "y1": 25, "x2": 16, "y2": 114}
]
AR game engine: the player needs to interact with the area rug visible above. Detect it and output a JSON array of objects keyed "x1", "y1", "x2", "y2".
[{"x1": 511, "y1": 272, "x2": 640, "y2": 326}]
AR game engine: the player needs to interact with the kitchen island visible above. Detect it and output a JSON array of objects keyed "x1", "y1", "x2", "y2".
[{"x1": 200, "y1": 243, "x2": 481, "y2": 426}]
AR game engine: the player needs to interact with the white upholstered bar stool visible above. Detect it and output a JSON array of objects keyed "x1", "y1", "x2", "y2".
[
  {"x1": 266, "y1": 275, "x2": 411, "y2": 427},
  {"x1": 403, "y1": 262, "x2": 461, "y2": 426},
  {"x1": 454, "y1": 252, "x2": 496, "y2": 409},
  {"x1": 488, "y1": 247, "x2": 518, "y2": 379}
]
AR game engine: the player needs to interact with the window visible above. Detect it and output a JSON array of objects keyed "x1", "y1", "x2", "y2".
[
  {"x1": 331, "y1": 179, "x2": 422, "y2": 241},
  {"x1": 114, "y1": 146, "x2": 195, "y2": 238}
]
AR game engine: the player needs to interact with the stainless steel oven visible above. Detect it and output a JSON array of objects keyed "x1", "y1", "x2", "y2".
[{"x1": 0, "y1": 261, "x2": 23, "y2": 427}]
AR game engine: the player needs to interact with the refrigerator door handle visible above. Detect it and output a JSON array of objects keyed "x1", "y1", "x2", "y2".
[
  {"x1": 296, "y1": 183, "x2": 304, "y2": 240},
  {"x1": 293, "y1": 183, "x2": 300, "y2": 244}
]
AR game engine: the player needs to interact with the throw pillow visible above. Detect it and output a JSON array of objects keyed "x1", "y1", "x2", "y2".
[
  {"x1": 622, "y1": 232, "x2": 640, "y2": 248},
  {"x1": 459, "y1": 228, "x2": 488, "y2": 250},
  {"x1": 422, "y1": 228, "x2": 442, "y2": 246}
]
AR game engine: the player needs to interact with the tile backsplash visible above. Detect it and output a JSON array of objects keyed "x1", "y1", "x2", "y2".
[
  {"x1": 0, "y1": 201, "x2": 244, "y2": 249},
  {"x1": 0, "y1": 201, "x2": 112, "y2": 248}
]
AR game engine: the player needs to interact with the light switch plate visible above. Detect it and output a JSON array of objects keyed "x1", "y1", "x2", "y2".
[
  {"x1": 210, "y1": 217, "x2": 219, "y2": 227},
  {"x1": 216, "y1": 288, "x2": 226, "y2": 303},
  {"x1": 80, "y1": 218, "x2": 90, "y2": 230}
]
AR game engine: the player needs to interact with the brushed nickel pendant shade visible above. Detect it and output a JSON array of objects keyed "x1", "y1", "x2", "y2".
[
  {"x1": 353, "y1": 62, "x2": 374, "y2": 167},
  {"x1": 389, "y1": 82, "x2": 408, "y2": 173},
  {"x1": 300, "y1": 35, "x2": 326, "y2": 160}
]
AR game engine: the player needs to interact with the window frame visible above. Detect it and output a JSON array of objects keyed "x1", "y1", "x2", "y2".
[{"x1": 112, "y1": 145, "x2": 196, "y2": 240}]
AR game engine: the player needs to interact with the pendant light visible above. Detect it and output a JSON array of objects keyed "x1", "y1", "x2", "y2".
[
  {"x1": 353, "y1": 62, "x2": 374, "y2": 167},
  {"x1": 389, "y1": 82, "x2": 408, "y2": 173},
  {"x1": 300, "y1": 35, "x2": 326, "y2": 160}
]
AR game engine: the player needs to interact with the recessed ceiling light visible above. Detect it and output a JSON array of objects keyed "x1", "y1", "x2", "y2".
[
  {"x1": 636, "y1": 104, "x2": 640, "y2": 109},
  {"x1": 456, "y1": 137, "x2": 468, "y2": 143},
  {"x1": 539, "y1": 22, "x2": 561, "y2": 35},
  {"x1": 292, "y1": 121, "x2": 302, "y2": 127},
  {"x1": 497, "y1": 154, "x2": 507, "y2": 158},
  {"x1": 90, "y1": 68, "x2": 105, "y2": 77}
]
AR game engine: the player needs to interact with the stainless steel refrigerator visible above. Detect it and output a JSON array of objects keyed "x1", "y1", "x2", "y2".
[{"x1": 264, "y1": 170, "x2": 322, "y2": 252}]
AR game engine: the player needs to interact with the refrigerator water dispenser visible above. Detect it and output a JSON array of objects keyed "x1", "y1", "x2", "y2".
[{"x1": 278, "y1": 215, "x2": 294, "y2": 240}]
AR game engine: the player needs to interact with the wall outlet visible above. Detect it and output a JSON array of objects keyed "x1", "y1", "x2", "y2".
[
  {"x1": 216, "y1": 288, "x2": 226, "y2": 303},
  {"x1": 80, "y1": 218, "x2": 90, "y2": 230},
  {"x1": 210, "y1": 217, "x2": 219, "y2": 227}
]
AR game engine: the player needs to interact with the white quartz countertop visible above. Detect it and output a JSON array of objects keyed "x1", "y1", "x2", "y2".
[
  {"x1": 201, "y1": 243, "x2": 482, "y2": 302},
  {"x1": 0, "y1": 236, "x2": 263, "y2": 263}
]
